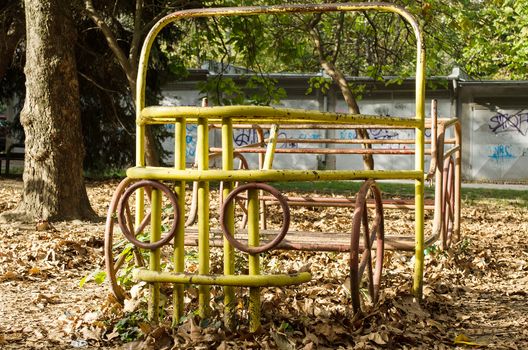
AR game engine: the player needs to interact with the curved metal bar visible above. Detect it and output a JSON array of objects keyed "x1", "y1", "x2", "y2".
[
  {"x1": 117, "y1": 180, "x2": 180, "y2": 250},
  {"x1": 220, "y1": 182, "x2": 290, "y2": 254},
  {"x1": 349, "y1": 179, "x2": 384, "y2": 314},
  {"x1": 104, "y1": 178, "x2": 134, "y2": 302},
  {"x1": 441, "y1": 155, "x2": 455, "y2": 249},
  {"x1": 136, "y1": 3, "x2": 425, "y2": 122}
]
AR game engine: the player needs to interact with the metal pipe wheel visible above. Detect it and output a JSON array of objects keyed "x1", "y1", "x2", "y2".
[
  {"x1": 349, "y1": 179, "x2": 385, "y2": 314},
  {"x1": 104, "y1": 178, "x2": 179, "y2": 303},
  {"x1": 441, "y1": 155, "x2": 456, "y2": 249},
  {"x1": 220, "y1": 182, "x2": 290, "y2": 254}
]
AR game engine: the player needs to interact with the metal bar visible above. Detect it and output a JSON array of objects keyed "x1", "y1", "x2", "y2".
[
  {"x1": 412, "y1": 15, "x2": 426, "y2": 299},
  {"x1": 181, "y1": 229, "x2": 439, "y2": 252},
  {"x1": 259, "y1": 124, "x2": 280, "y2": 230},
  {"x1": 443, "y1": 145, "x2": 461, "y2": 160},
  {"x1": 263, "y1": 124, "x2": 279, "y2": 169},
  {"x1": 247, "y1": 188, "x2": 261, "y2": 332},
  {"x1": 221, "y1": 117, "x2": 235, "y2": 329},
  {"x1": 134, "y1": 269, "x2": 312, "y2": 287},
  {"x1": 139, "y1": 106, "x2": 422, "y2": 128},
  {"x1": 127, "y1": 167, "x2": 424, "y2": 182},
  {"x1": 197, "y1": 116, "x2": 210, "y2": 318},
  {"x1": 148, "y1": 188, "x2": 162, "y2": 321},
  {"x1": 136, "y1": 3, "x2": 423, "y2": 118},
  {"x1": 212, "y1": 123, "x2": 435, "y2": 130},
  {"x1": 255, "y1": 195, "x2": 436, "y2": 210},
  {"x1": 210, "y1": 147, "x2": 418, "y2": 155},
  {"x1": 431, "y1": 121, "x2": 445, "y2": 249},
  {"x1": 454, "y1": 121, "x2": 462, "y2": 242},
  {"x1": 272, "y1": 138, "x2": 417, "y2": 144},
  {"x1": 172, "y1": 117, "x2": 186, "y2": 325},
  {"x1": 270, "y1": 138, "x2": 457, "y2": 145}
]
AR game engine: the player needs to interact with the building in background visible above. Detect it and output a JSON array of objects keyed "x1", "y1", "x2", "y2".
[{"x1": 161, "y1": 67, "x2": 528, "y2": 182}]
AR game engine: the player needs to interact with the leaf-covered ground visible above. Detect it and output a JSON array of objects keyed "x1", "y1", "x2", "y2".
[{"x1": 0, "y1": 178, "x2": 527, "y2": 349}]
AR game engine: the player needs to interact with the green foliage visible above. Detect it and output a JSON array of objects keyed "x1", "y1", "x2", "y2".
[
  {"x1": 199, "y1": 75, "x2": 286, "y2": 106},
  {"x1": 113, "y1": 310, "x2": 149, "y2": 342},
  {"x1": 457, "y1": 0, "x2": 528, "y2": 79},
  {"x1": 79, "y1": 269, "x2": 107, "y2": 288},
  {"x1": 306, "y1": 77, "x2": 332, "y2": 95}
]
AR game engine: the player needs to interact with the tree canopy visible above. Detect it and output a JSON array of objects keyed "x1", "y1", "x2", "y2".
[{"x1": 1, "y1": 0, "x2": 527, "y2": 175}]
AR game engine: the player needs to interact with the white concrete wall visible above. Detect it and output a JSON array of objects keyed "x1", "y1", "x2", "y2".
[
  {"x1": 469, "y1": 105, "x2": 528, "y2": 181},
  {"x1": 159, "y1": 85, "x2": 457, "y2": 177}
]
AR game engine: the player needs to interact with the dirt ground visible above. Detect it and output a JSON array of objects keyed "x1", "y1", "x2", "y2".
[{"x1": 0, "y1": 178, "x2": 527, "y2": 349}]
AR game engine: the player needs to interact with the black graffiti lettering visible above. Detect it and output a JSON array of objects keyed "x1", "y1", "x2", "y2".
[
  {"x1": 368, "y1": 128, "x2": 399, "y2": 140},
  {"x1": 488, "y1": 111, "x2": 528, "y2": 136}
]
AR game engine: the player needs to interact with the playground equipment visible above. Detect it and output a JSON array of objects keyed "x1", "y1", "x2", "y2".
[{"x1": 103, "y1": 3, "x2": 461, "y2": 331}]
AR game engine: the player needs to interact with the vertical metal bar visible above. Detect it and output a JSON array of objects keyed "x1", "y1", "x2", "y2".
[
  {"x1": 412, "y1": 35, "x2": 426, "y2": 300},
  {"x1": 263, "y1": 124, "x2": 279, "y2": 169},
  {"x1": 173, "y1": 117, "x2": 186, "y2": 325},
  {"x1": 259, "y1": 124, "x2": 280, "y2": 230},
  {"x1": 255, "y1": 126, "x2": 265, "y2": 170},
  {"x1": 222, "y1": 117, "x2": 235, "y2": 330},
  {"x1": 135, "y1": 125, "x2": 145, "y2": 228},
  {"x1": 454, "y1": 122, "x2": 462, "y2": 242},
  {"x1": 197, "y1": 116, "x2": 210, "y2": 318},
  {"x1": 247, "y1": 189, "x2": 261, "y2": 332},
  {"x1": 148, "y1": 188, "x2": 162, "y2": 321}
]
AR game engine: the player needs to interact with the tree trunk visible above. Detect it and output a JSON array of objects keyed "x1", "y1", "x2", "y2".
[
  {"x1": 308, "y1": 23, "x2": 375, "y2": 170},
  {"x1": 319, "y1": 60, "x2": 375, "y2": 170},
  {"x1": 1, "y1": 0, "x2": 95, "y2": 222}
]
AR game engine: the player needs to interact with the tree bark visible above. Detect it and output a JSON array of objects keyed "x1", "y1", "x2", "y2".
[{"x1": 1, "y1": 0, "x2": 95, "y2": 222}]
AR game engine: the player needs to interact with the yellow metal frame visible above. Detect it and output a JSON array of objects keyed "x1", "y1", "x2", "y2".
[{"x1": 133, "y1": 3, "x2": 426, "y2": 329}]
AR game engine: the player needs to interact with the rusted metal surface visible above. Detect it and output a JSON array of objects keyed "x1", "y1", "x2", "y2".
[
  {"x1": 210, "y1": 146, "x2": 418, "y2": 155},
  {"x1": 117, "y1": 180, "x2": 180, "y2": 250},
  {"x1": 111, "y1": 0, "x2": 464, "y2": 325},
  {"x1": 255, "y1": 194, "x2": 435, "y2": 210},
  {"x1": 349, "y1": 180, "x2": 384, "y2": 313},
  {"x1": 104, "y1": 177, "x2": 133, "y2": 303},
  {"x1": 220, "y1": 182, "x2": 290, "y2": 254},
  {"x1": 183, "y1": 228, "x2": 435, "y2": 252},
  {"x1": 441, "y1": 155, "x2": 455, "y2": 249}
]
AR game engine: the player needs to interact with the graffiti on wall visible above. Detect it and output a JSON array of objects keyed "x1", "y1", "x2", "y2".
[
  {"x1": 488, "y1": 110, "x2": 528, "y2": 136},
  {"x1": 233, "y1": 128, "x2": 293, "y2": 149},
  {"x1": 471, "y1": 107, "x2": 528, "y2": 180},
  {"x1": 488, "y1": 144, "x2": 515, "y2": 162}
]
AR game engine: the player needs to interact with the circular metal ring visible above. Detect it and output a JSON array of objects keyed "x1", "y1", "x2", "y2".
[
  {"x1": 117, "y1": 180, "x2": 179, "y2": 250},
  {"x1": 441, "y1": 155, "x2": 455, "y2": 249},
  {"x1": 220, "y1": 182, "x2": 290, "y2": 254},
  {"x1": 350, "y1": 179, "x2": 385, "y2": 314}
]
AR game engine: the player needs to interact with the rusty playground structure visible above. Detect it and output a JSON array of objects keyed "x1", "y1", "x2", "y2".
[{"x1": 104, "y1": 3, "x2": 461, "y2": 332}]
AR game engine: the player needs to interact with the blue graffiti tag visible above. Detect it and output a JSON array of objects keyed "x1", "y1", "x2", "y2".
[{"x1": 488, "y1": 144, "x2": 515, "y2": 162}]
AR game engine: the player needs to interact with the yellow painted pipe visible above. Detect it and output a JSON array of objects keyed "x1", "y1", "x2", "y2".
[
  {"x1": 412, "y1": 15, "x2": 426, "y2": 300},
  {"x1": 221, "y1": 117, "x2": 236, "y2": 330},
  {"x1": 197, "y1": 116, "x2": 210, "y2": 318},
  {"x1": 139, "y1": 106, "x2": 421, "y2": 128},
  {"x1": 247, "y1": 189, "x2": 261, "y2": 332},
  {"x1": 148, "y1": 188, "x2": 162, "y2": 321},
  {"x1": 263, "y1": 124, "x2": 279, "y2": 170},
  {"x1": 173, "y1": 117, "x2": 186, "y2": 325},
  {"x1": 134, "y1": 269, "x2": 312, "y2": 287},
  {"x1": 127, "y1": 167, "x2": 424, "y2": 182},
  {"x1": 132, "y1": 0, "x2": 429, "y2": 317}
]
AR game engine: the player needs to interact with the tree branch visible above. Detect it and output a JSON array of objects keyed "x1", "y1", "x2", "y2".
[
  {"x1": 331, "y1": 12, "x2": 345, "y2": 64},
  {"x1": 129, "y1": 0, "x2": 143, "y2": 69},
  {"x1": 83, "y1": 0, "x2": 134, "y2": 88}
]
